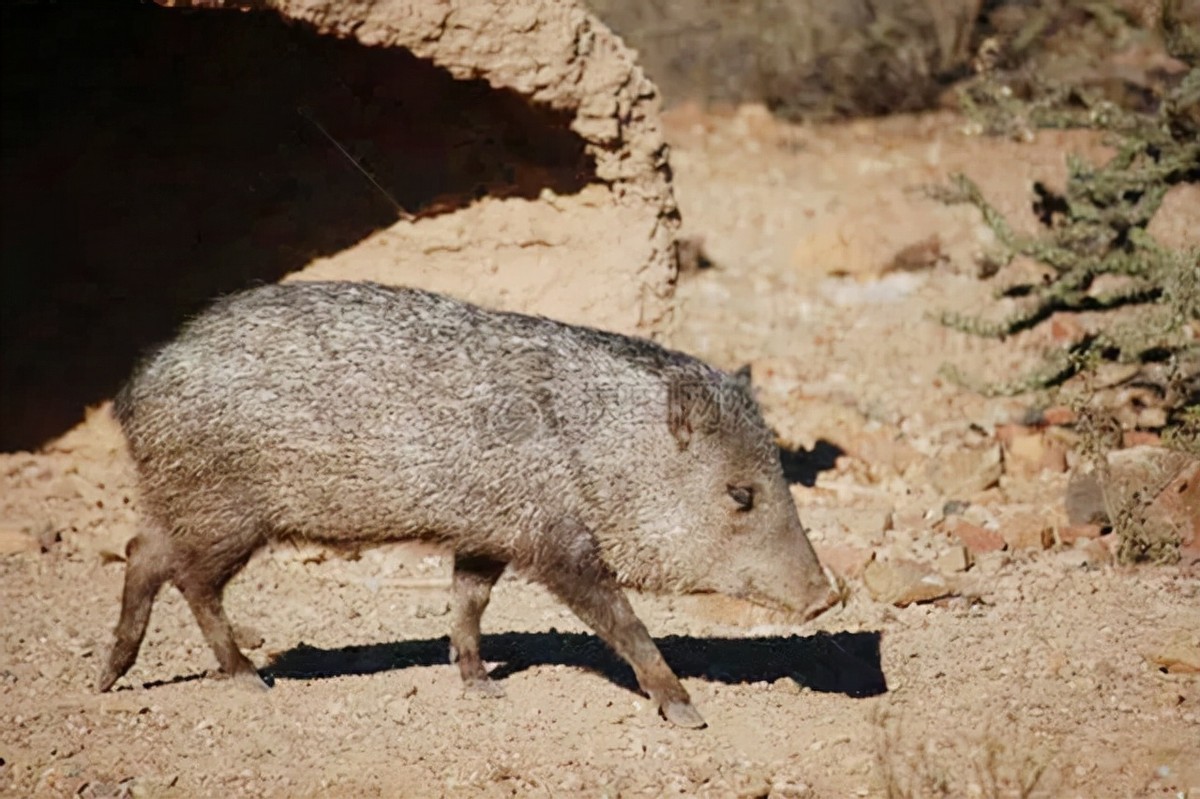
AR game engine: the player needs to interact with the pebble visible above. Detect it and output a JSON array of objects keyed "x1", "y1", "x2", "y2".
[{"x1": 863, "y1": 558, "x2": 955, "y2": 606}]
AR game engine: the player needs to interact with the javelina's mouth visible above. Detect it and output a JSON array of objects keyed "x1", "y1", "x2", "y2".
[
  {"x1": 731, "y1": 571, "x2": 843, "y2": 623},
  {"x1": 801, "y1": 581, "x2": 844, "y2": 621}
]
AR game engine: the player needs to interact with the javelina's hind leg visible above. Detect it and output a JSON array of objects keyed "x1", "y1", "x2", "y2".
[
  {"x1": 175, "y1": 534, "x2": 267, "y2": 690},
  {"x1": 98, "y1": 530, "x2": 172, "y2": 692},
  {"x1": 537, "y1": 519, "x2": 706, "y2": 729},
  {"x1": 449, "y1": 553, "x2": 507, "y2": 696}
]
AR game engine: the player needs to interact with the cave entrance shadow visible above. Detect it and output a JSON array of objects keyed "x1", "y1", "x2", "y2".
[
  {"x1": 266, "y1": 630, "x2": 887, "y2": 699},
  {"x1": 1, "y1": 1, "x2": 594, "y2": 451}
]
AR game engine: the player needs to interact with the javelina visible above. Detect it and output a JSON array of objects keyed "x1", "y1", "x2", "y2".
[{"x1": 99, "y1": 281, "x2": 838, "y2": 727}]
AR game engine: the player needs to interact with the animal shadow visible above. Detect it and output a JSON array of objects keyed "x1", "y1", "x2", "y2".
[
  {"x1": 778, "y1": 439, "x2": 844, "y2": 487},
  {"x1": 266, "y1": 629, "x2": 886, "y2": 698}
]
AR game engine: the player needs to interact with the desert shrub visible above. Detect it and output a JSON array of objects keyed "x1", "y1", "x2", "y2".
[{"x1": 935, "y1": 0, "x2": 1199, "y2": 454}]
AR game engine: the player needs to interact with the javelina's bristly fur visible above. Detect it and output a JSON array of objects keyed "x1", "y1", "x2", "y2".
[{"x1": 99, "y1": 281, "x2": 837, "y2": 727}]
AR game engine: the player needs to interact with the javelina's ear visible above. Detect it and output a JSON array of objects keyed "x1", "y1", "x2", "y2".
[
  {"x1": 730, "y1": 364, "x2": 752, "y2": 387},
  {"x1": 667, "y1": 374, "x2": 716, "y2": 451}
]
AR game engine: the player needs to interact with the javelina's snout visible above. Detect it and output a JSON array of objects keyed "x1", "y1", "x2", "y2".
[{"x1": 719, "y1": 523, "x2": 841, "y2": 622}]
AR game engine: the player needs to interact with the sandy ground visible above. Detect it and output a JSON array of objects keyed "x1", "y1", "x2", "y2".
[{"x1": 2, "y1": 107, "x2": 1198, "y2": 798}]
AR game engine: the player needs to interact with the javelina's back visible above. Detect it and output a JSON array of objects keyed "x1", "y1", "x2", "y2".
[
  {"x1": 102, "y1": 280, "x2": 837, "y2": 728},
  {"x1": 116, "y1": 281, "x2": 698, "y2": 551}
]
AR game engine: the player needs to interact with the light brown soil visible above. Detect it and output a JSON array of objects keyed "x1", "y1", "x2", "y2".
[{"x1": 2, "y1": 107, "x2": 1198, "y2": 799}]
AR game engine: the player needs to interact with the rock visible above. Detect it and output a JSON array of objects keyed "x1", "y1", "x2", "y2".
[
  {"x1": 65, "y1": 524, "x2": 135, "y2": 564},
  {"x1": 1146, "y1": 633, "x2": 1200, "y2": 674},
  {"x1": 946, "y1": 518, "x2": 1006, "y2": 554},
  {"x1": 1048, "y1": 312, "x2": 1085, "y2": 343},
  {"x1": 1077, "y1": 538, "x2": 1115, "y2": 566},
  {"x1": 926, "y1": 444, "x2": 1002, "y2": 499},
  {"x1": 942, "y1": 499, "x2": 970, "y2": 517},
  {"x1": 862, "y1": 558, "x2": 954, "y2": 606},
  {"x1": 890, "y1": 505, "x2": 931, "y2": 534},
  {"x1": 1058, "y1": 524, "x2": 1103, "y2": 545},
  {"x1": 0, "y1": 526, "x2": 39, "y2": 555},
  {"x1": 828, "y1": 505, "x2": 895, "y2": 538},
  {"x1": 1001, "y1": 429, "x2": 1067, "y2": 476},
  {"x1": 1052, "y1": 546, "x2": 1101, "y2": 570},
  {"x1": 1105, "y1": 447, "x2": 1199, "y2": 555},
  {"x1": 1149, "y1": 458, "x2": 1200, "y2": 552},
  {"x1": 1066, "y1": 470, "x2": 1108, "y2": 525},
  {"x1": 1124, "y1": 430, "x2": 1162, "y2": 448},
  {"x1": 386, "y1": 696, "x2": 412, "y2": 722},
  {"x1": 1136, "y1": 406, "x2": 1168, "y2": 429},
  {"x1": 1041, "y1": 405, "x2": 1076, "y2": 426},
  {"x1": 884, "y1": 234, "x2": 944, "y2": 273},
  {"x1": 1094, "y1": 362, "x2": 1141, "y2": 389},
  {"x1": 814, "y1": 544, "x2": 875, "y2": 580},
  {"x1": 1042, "y1": 443, "x2": 1070, "y2": 474},
  {"x1": 35, "y1": 525, "x2": 61, "y2": 552},
  {"x1": 993, "y1": 423, "x2": 1032, "y2": 447},
  {"x1": 993, "y1": 507, "x2": 1055, "y2": 550},
  {"x1": 935, "y1": 545, "x2": 973, "y2": 574}
]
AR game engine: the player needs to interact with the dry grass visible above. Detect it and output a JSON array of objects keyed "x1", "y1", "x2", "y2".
[{"x1": 874, "y1": 709, "x2": 1057, "y2": 799}]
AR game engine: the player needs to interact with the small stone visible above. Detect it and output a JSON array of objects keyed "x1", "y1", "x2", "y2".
[
  {"x1": 386, "y1": 697, "x2": 412, "y2": 722},
  {"x1": 1052, "y1": 548, "x2": 1094, "y2": 570},
  {"x1": 814, "y1": 544, "x2": 875, "y2": 580},
  {"x1": 1094, "y1": 362, "x2": 1140, "y2": 388},
  {"x1": 34, "y1": 525, "x2": 61, "y2": 552},
  {"x1": 1042, "y1": 405, "x2": 1076, "y2": 426},
  {"x1": 829, "y1": 505, "x2": 895, "y2": 538},
  {"x1": 769, "y1": 777, "x2": 812, "y2": 798},
  {"x1": 993, "y1": 423, "x2": 1032, "y2": 447},
  {"x1": 1003, "y1": 431, "x2": 1048, "y2": 476},
  {"x1": 935, "y1": 545, "x2": 973, "y2": 574},
  {"x1": 1048, "y1": 312, "x2": 1085, "y2": 343},
  {"x1": 863, "y1": 558, "x2": 954, "y2": 606},
  {"x1": 1145, "y1": 633, "x2": 1200, "y2": 674},
  {"x1": 1136, "y1": 406, "x2": 1168, "y2": 429},
  {"x1": 1124, "y1": 430, "x2": 1162, "y2": 447},
  {"x1": 926, "y1": 445, "x2": 1002, "y2": 499},
  {"x1": 1058, "y1": 524, "x2": 1103, "y2": 545},
  {"x1": 946, "y1": 518, "x2": 1006, "y2": 554},
  {"x1": 840, "y1": 428, "x2": 921, "y2": 476},
  {"x1": 1106, "y1": 447, "x2": 1199, "y2": 554},
  {"x1": 994, "y1": 507, "x2": 1055, "y2": 550},
  {"x1": 1040, "y1": 440, "x2": 1068, "y2": 474},
  {"x1": 0, "y1": 527, "x2": 39, "y2": 555},
  {"x1": 942, "y1": 499, "x2": 970, "y2": 517},
  {"x1": 1066, "y1": 470, "x2": 1108, "y2": 525},
  {"x1": 1079, "y1": 537, "x2": 1115, "y2": 566}
]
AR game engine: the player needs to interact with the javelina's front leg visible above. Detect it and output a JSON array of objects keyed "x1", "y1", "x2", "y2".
[
  {"x1": 534, "y1": 519, "x2": 706, "y2": 729},
  {"x1": 449, "y1": 553, "x2": 507, "y2": 695}
]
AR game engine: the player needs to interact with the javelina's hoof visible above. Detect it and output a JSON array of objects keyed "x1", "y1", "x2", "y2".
[
  {"x1": 462, "y1": 677, "x2": 506, "y2": 698},
  {"x1": 233, "y1": 669, "x2": 271, "y2": 692},
  {"x1": 661, "y1": 700, "x2": 707, "y2": 729},
  {"x1": 96, "y1": 667, "x2": 120, "y2": 694}
]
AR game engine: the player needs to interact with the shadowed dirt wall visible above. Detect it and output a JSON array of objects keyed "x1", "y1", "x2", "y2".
[{"x1": 1, "y1": 0, "x2": 679, "y2": 451}]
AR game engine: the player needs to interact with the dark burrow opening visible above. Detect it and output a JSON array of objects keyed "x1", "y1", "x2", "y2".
[{"x1": 2, "y1": 0, "x2": 595, "y2": 451}]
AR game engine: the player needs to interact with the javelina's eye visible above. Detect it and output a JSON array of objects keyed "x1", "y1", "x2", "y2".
[{"x1": 727, "y1": 485, "x2": 754, "y2": 511}]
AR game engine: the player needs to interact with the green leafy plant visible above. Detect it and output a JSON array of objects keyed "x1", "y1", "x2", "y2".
[{"x1": 934, "y1": 1, "x2": 1199, "y2": 449}]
